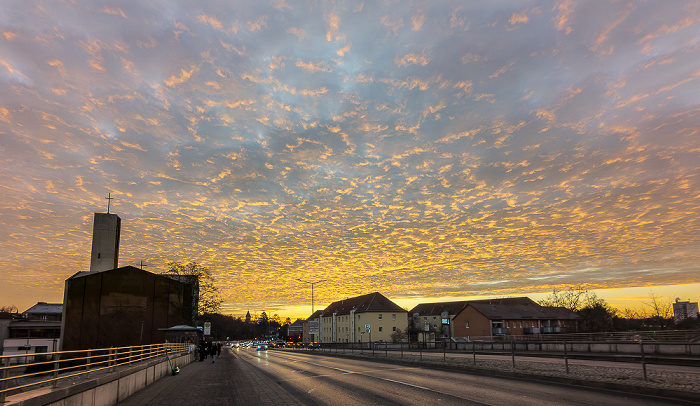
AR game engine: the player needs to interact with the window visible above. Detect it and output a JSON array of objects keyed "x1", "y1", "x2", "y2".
[
  {"x1": 392, "y1": 314, "x2": 396, "y2": 320},
  {"x1": 378, "y1": 314, "x2": 382, "y2": 320},
  {"x1": 465, "y1": 322, "x2": 470, "y2": 328},
  {"x1": 506, "y1": 322, "x2": 509, "y2": 328},
  {"x1": 392, "y1": 326, "x2": 396, "y2": 331},
  {"x1": 519, "y1": 322, "x2": 523, "y2": 328},
  {"x1": 379, "y1": 327, "x2": 383, "y2": 332}
]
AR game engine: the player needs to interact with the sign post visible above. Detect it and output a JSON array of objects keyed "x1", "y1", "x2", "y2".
[{"x1": 204, "y1": 321, "x2": 211, "y2": 336}]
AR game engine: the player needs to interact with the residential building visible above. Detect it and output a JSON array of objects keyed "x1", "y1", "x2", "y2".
[
  {"x1": 673, "y1": 299, "x2": 699, "y2": 323},
  {"x1": 453, "y1": 297, "x2": 578, "y2": 339},
  {"x1": 3, "y1": 302, "x2": 63, "y2": 363},
  {"x1": 409, "y1": 301, "x2": 470, "y2": 338},
  {"x1": 410, "y1": 297, "x2": 579, "y2": 340},
  {"x1": 287, "y1": 319, "x2": 304, "y2": 342},
  {"x1": 316, "y1": 292, "x2": 408, "y2": 344},
  {"x1": 302, "y1": 310, "x2": 323, "y2": 344}
]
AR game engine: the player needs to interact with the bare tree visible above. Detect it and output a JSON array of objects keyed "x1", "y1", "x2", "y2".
[
  {"x1": 390, "y1": 328, "x2": 407, "y2": 343},
  {"x1": 0, "y1": 305, "x2": 18, "y2": 313},
  {"x1": 641, "y1": 292, "x2": 674, "y2": 320},
  {"x1": 163, "y1": 262, "x2": 223, "y2": 316},
  {"x1": 538, "y1": 285, "x2": 590, "y2": 312}
]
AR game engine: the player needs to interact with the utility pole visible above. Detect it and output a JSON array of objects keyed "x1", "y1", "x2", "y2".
[
  {"x1": 297, "y1": 278, "x2": 326, "y2": 344},
  {"x1": 296, "y1": 278, "x2": 326, "y2": 314}
]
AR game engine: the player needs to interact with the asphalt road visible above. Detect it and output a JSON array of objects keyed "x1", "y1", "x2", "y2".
[{"x1": 118, "y1": 347, "x2": 693, "y2": 405}]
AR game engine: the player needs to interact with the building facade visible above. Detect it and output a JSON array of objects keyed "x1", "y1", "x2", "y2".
[
  {"x1": 2, "y1": 302, "x2": 63, "y2": 363},
  {"x1": 410, "y1": 297, "x2": 579, "y2": 340},
  {"x1": 61, "y1": 266, "x2": 196, "y2": 350},
  {"x1": 673, "y1": 299, "x2": 699, "y2": 323},
  {"x1": 316, "y1": 292, "x2": 408, "y2": 344},
  {"x1": 89, "y1": 212, "x2": 121, "y2": 272},
  {"x1": 452, "y1": 297, "x2": 579, "y2": 338}
]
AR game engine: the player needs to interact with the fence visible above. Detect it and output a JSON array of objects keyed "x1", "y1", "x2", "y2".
[
  {"x1": 491, "y1": 329, "x2": 700, "y2": 343},
  {"x1": 290, "y1": 338, "x2": 700, "y2": 381},
  {"x1": 0, "y1": 342, "x2": 188, "y2": 403}
]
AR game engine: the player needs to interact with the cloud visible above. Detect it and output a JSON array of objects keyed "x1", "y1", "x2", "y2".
[{"x1": 0, "y1": 0, "x2": 699, "y2": 316}]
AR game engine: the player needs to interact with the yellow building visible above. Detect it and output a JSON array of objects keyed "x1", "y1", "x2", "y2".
[{"x1": 317, "y1": 292, "x2": 407, "y2": 343}]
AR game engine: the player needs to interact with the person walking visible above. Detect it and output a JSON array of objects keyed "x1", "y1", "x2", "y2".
[
  {"x1": 210, "y1": 340, "x2": 217, "y2": 363},
  {"x1": 217, "y1": 342, "x2": 222, "y2": 357},
  {"x1": 198, "y1": 339, "x2": 207, "y2": 362}
]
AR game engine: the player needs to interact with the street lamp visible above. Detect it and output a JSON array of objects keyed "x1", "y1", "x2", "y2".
[{"x1": 296, "y1": 278, "x2": 326, "y2": 315}]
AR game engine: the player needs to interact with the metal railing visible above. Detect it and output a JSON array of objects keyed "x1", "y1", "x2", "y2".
[
  {"x1": 0, "y1": 343, "x2": 188, "y2": 402},
  {"x1": 483, "y1": 329, "x2": 700, "y2": 342},
  {"x1": 285, "y1": 339, "x2": 700, "y2": 381}
]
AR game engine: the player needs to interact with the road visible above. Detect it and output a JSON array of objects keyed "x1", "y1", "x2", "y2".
[{"x1": 117, "y1": 347, "x2": 694, "y2": 406}]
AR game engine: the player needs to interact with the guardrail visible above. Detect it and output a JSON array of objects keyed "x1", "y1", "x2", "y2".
[
  {"x1": 0, "y1": 342, "x2": 188, "y2": 403},
  {"x1": 488, "y1": 329, "x2": 700, "y2": 342},
  {"x1": 291, "y1": 339, "x2": 700, "y2": 381}
]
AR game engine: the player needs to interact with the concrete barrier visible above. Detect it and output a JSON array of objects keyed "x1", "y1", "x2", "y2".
[{"x1": 6, "y1": 352, "x2": 194, "y2": 406}]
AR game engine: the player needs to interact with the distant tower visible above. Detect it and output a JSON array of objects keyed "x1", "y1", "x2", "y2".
[
  {"x1": 245, "y1": 310, "x2": 251, "y2": 323},
  {"x1": 89, "y1": 212, "x2": 121, "y2": 272}
]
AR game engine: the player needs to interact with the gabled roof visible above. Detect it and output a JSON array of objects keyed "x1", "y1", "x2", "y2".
[
  {"x1": 468, "y1": 299, "x2": 579, "y2": 320},
  {"x1": 320, "y1": 292, "x2": 405, "y2": 316},
  {"x1": 23, "y1": 302, "x2": 63, "y2": 315},
  {"x1": 409, "y1": 297, "x2": 578, "y2": 321},
  {"x1": 306, "y1": 309, "x2": 324, "y2": 320},
  {"x1": 409, "y1": 301, "x2": 470, "y2": 317},
  {"x1": 289, "y1": 318, "x2": 305, "y2": 327},
  {"x1": 68, "y1": 265, "x2": 146, "y2": 279},
  {"x1": 409, "y1": 297, "x2": 537, "y2": 317}
]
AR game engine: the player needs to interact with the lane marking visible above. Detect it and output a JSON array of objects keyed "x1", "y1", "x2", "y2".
[{"x1": 269, "y1": 353, "x2": 451, "y2": 394}]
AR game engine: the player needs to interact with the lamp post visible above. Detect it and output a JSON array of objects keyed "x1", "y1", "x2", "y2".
[
  {"x1": 297, "y1": 278, "x2": 326, "y2": 345},
  {"x1": 296, "y1": 278, "x2": 326, "y2": 315}
]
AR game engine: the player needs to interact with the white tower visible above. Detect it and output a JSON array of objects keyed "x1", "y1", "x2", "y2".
[{"x1": 89, "y1": 212, "x2": 121, "y2": 272}]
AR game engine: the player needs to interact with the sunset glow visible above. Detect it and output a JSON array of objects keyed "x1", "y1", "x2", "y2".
[{"x1": 1, "y1": 1, "x2": 699, "y2": 318}]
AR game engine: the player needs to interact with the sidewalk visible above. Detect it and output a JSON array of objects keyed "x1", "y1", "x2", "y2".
[{"x1": 116, "y1": 350, "x2": 304, "y2": 406}]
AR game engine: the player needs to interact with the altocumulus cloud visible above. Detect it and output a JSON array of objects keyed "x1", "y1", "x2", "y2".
[{"x1": 0, "y1": 0, "x2": 699, "y2": 315}]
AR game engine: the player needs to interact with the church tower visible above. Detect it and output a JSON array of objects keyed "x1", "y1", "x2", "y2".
[{"x1": 89, "y1": 212, "x2": 121, "y2": 272}]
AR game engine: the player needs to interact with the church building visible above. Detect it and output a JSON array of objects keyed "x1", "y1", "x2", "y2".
[{"x1": 60, "y1": 202, "x2": 197, "y2": 350}]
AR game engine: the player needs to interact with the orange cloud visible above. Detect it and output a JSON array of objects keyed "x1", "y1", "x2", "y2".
[{"x1": 164, "y1": 65, "x2": 199, "y2": 87}]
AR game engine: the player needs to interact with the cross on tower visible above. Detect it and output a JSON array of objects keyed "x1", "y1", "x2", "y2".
[
  {"x1": 105, "y1": 193, "x2": 114, "y2": 213},
  {"x1": 140, "y1": 261, "x2": 148, "y2": 270}
]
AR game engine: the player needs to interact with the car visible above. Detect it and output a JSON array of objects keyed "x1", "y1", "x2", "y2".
[{"x1": 256, "y1": 343, "x2": 268, "y2": 351}]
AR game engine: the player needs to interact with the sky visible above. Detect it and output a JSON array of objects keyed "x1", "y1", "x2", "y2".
[{"x1": 1, "y1": 1, "x2": 699, "y2": 319}]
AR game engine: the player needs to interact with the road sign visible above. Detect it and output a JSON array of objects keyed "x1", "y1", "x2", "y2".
[
  {"x1": 365, "y1": 324, "x2": 370, "y2": 329},
  {"x1": 204, "y1": 321, "x2": 211, "y2": 336},
  {"x1": 309, "y1": 320, "x2": 319, "y2": 335}
]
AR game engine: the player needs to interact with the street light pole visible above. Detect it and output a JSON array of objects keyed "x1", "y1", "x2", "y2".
[{"x1": 296, "y1": 278, "x2": 326, "y2": 314}]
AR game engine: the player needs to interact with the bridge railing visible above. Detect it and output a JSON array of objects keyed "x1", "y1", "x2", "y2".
[
  {"x1": 0, "y1": 342, "x2": 188, "y2": 403},
  {"x1": 292, "y1": 338, "x2": 700, "y2": 381}
]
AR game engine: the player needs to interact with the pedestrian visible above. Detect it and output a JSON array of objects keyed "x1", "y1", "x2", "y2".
[
  {"x1": 199, "y1": 340, "x2": 206, "y2": 362},
  {"x1": 217, "y1": 342, "x2": 222, "y2": 357},
  {"x1": 210, "y1": 340, "x2": 217, "y2": 363}
]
